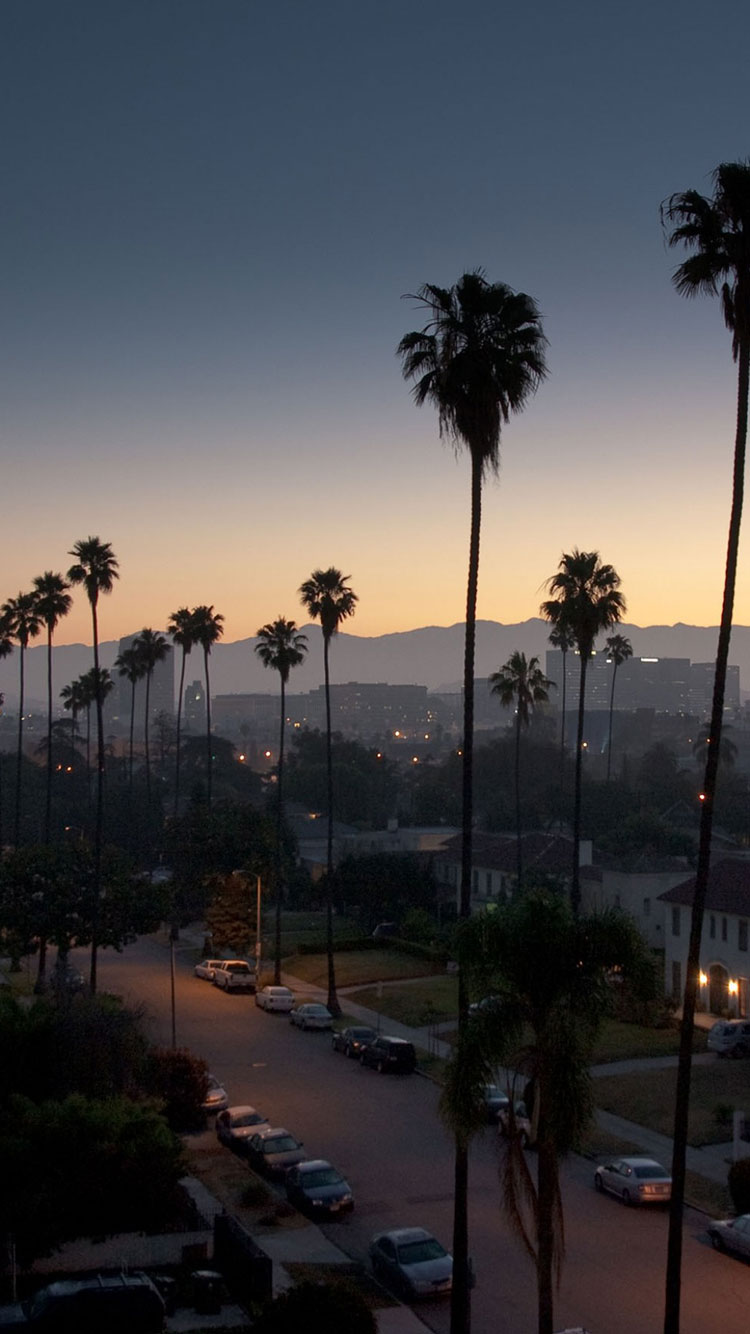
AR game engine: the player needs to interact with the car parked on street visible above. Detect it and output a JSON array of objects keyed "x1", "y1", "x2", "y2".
[
  {"x1": 212, "y1": 960, "x2": 256, "y2": 993},
  {"x1": 285, "y1": 1159, "x2": 354, "y2": 1217},
  {"x1": 194, "y1": 958, "x2": 224, "y2": 981},
  {"x1": 360, "y1": 1035, "x2": 416, "y2": 1074},
  {"x1": 290, "y1": 1002, "x2": 333, "y2": 1030},
  {"x1": 369, "y1": 1227, "x2": 453, "y2": 1300},
  {"x1": 482, "y1": 1084, "x2": 510, "y2": 1122},
  {"x1": 332, "y1": 1025, "x2": 377, "y2": 1057},
  {"x1": 594, "y1": 1156, "x2": 671, "y2": 1205},
  {"x1": 255, "y1": 985, "x2": 294, "y2": 1012},
  {"x1": 215, "y1": 1105, "x2": 268, "y2": 1150},
  {"x1": 497, "y1": 1099, "x2": 533, "y2": 1146},
  {"x1": 0, "y1": 1272, "x2": 165, "y2": 1331},
  {"x1": 245, "y1": 1126, "x2": 306, "y2": 1178},
  {"x1": 202, "y1": 1074, "x2": 229, "y2": 1114},
  {"x1": 707, "y1": 1212, "x2": 750, "y2": 1258},
  {"x1": 707, "y1": 1019, "x2": 750, "y2": 1057}
]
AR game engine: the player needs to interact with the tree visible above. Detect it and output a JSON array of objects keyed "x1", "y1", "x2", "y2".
[
  {"x1": 548, "y1": 621, "x2": 575, "y2": 789},
  {"x1": 254, "y1": 618, "x2": 308, "y2": 982},
  {"x1": 168, "y1": 606, "x2": 196, "y2": 818},
  {"x1": 114, "y1": 645, "x2": 146, "y2": 788},
  {"x1": 299, "y1": 569, "x2": 358, "y2": 1017},
  {"x1": 132, "y1": 628, "x2": 169, "y2": 808},
  {"x1": 67, "y1": 537, "x2": 119, "y2": 991},
  {"x1": 541, "y1": 551, "x2": 625, "y2": 913},
  {"x1": 189, "y1": 605, "x2": 224, "y2": 807},
  {"x1": 31, "y1": 572, "x2": 72, "y2": 844},
  {"x1": 441, "y1": 892, "x2": 654, "y2": 1334},
  {"x1": 0, "y1": 629, "x2": 13, "y2": 847},
  {"x1": 692, "y1": 722, "x2": 737, "y2": 769},
  {"x1": 1, "y1": 591, "x2": 43, "y2": 846},
  {"x1": 662, "y1": 161, "x2": 750, "y2": 1334},
  {"x1": 398, "y1": 269, "x2": 547, "y2": 1334},
  {"x1": 604, "y1": 633, "x2": 632, "y2": 782},
  {"x1": 489, "y1": 652, "x2": 553, "y2": 886}
]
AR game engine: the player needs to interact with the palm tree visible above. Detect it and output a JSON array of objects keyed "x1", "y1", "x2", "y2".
[
  {"x1": 67, "y1": 536, "x2": 119, "y2": 991},
  {"x1": 548, "y1": 621, "x2": 575, "y2": 789},
  {"x1": 692, "y1": 722, "x2": 737, "y2": 769},
  {"x1": 255, "y1": 618, "x2": 308, "y2": 983},
  {"x1": 31, "y1": 572, "x2": 72, "y2": 842},
  {"x1": 662, "y1": 162, "x2": 750, "y2": 1332},
  {"x1": 60, "y1": 677, "x2": 88, "y2": 764},
  {"x1": 0, "y1": 629, "x2": 13, "y2": 847},
  {"x1": 189, "y1": 605, "x2": 224, "y2": 806},
  {"x1": 1, "y1": 592, "x2": 43, "y2": 845},
  {"x1": 441, "y1": 891, "x2": 653, "y2": 1334},
  {"x1": 114, "y1": 645, "x2": 146, "y2": 788},
  {"x1": 541, "y1": 551, "x2": 625, "y2": 914},
  {"x1": 489, "y1": 652, "x2": 553, "y2": 886},
  {"x1": 299, "y1": 569, "x2": 358, "y2": 1016},
  {"x1": 398, "y1": 269, "x2": 547, "y2": 1333},
  {"x1": 168, "y1": 607, "x2": 196, "y2": 818},
  {"x1": 604, "y1": 633, "x2": 632, "y2": 782},
  {"x1": 132, "y1": 628, "x2": 169, "y2": 807}
]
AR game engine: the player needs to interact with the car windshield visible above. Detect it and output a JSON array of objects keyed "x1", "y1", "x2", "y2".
[
  {"x1": 397, "y1": 1238, "x2": 447, "y2": 1264},
  {"x1": 305, "y1": 1005, "x2": 328, "y2": 1015},
  {"x1": 232, "y1": 1112, "x2": 261, "y2": 1127},
  {"x1": 269, "y1": 988, "x2": 289, "y2": 996},
  {"x1": 350, "y1": 1028, "x2": 375, "y2": 1039},
  {"x1": 264, "y1": 1135, "x2": 299, "y2": 1153},
  {"x1": 301, "y1": 1168, "x2": 342, "y2": 1188},
  {"x1": 633, "y1": 1164, "x2": 668, "y2": 1179}
]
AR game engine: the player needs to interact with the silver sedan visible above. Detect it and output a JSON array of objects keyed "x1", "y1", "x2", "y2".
[
  {"x1": 707, "y1": 1213, "x2": 750, "y2": 1258},
  {"x1": 370, "y1": 1226, "x2": 453, "y2": 1300},
  {"x1": 594, "y1": 1156, "x2": 671, "y2": 1205}
]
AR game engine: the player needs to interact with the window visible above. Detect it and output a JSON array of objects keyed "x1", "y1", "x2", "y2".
[
  {"x1": 614, "y1": 894, "x2": 621, "y2": 908},
  {"x1": 643, "y1": 898, "x2": 651, "y2": 917},
  {"x1": 672, "y1": 906, "x2": 681, "y2": 937},
  {"x1": 472, "y1": 870, "x2": 478, "y2": 892},
  {"x1": 710, "y1": 914, "x2": 716, "y2": 940},
  {"x1": 740, "y1": 920, "x2": 748, "y2": 953},
  {"x1": 486, "y1": 871, "x2": 492, "y2": 894},
  {"x1": 722, "y1": 917, "x2": 728, "y2": 943}
]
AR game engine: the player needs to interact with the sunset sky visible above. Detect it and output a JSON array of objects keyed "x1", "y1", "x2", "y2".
[{"x1": 3, "y1": 0, "x2": 750, "y2": 647}]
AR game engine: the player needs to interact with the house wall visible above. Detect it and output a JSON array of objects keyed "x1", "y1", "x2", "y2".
[
  {"x1": 663, "y1": 903, "x2": 750, "y2": 1017},
  {"x1": 580, "y1": 869, "x2": 687, "y2": 951}
]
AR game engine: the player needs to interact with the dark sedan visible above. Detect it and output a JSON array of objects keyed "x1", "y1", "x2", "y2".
[
  {"x1": 285, "y1": 1159, "x2": 354, "y2": 1217},
  {"x1": 245, "y1": 1126, "x2": 307, "y2": 1178},
  {"x1": 332, "y1": 1025, "x2": 377, "y2": 1057}
]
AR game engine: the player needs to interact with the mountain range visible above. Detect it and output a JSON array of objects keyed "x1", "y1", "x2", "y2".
[{"x1": 0, "y1": 619, "x2": 747, "y2": 712}]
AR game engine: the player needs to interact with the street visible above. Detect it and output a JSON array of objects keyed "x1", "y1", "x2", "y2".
[{"x1": 95, "y1": 935, "x2": 750, "y2": 1334}]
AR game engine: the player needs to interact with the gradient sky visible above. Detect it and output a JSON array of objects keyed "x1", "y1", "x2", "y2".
[{"x1": 3, "y1": 0, "x2": 750, "y2": 648}]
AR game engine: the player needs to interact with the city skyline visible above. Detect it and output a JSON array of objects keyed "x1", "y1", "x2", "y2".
[{"x1": 3, "y1": 2, "x2": 750, "y2": 645}]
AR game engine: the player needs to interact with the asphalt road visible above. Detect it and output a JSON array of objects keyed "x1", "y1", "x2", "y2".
[{"x1": 94, "y1": 935, "x2": 750, "y2": 1334}]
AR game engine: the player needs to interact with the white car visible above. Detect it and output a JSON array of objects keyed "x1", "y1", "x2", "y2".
[
  {"x1": 194, "y1": 958, "x2": 224, "y2": 981},
  {"x1": 212, "y1": 960, "x2": 256, "y2": 993},
  {"x1": 290, "y1": 1003, "x2": 333, "y2": 1030},
  {"x1": 202, "y1": 1074, "x2": 229, "y2": 1114},
  {"x1": 594, "y1": 1156, "x2": 671, "y2": 1205},
  {"x1": 255, "y1": 985, "x2": 294, "y2": 1012}
]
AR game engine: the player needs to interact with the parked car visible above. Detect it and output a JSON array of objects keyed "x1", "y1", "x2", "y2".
[
  {"x1": 212, "y1": 960, "x2": 256, "y2": 993},
  {"x1": 332, "y1": 1025, "x2": 377, "y2": 1057},
  {"x1": 594, "y1": 1156, "x2": 672, "y2": 1205},
  {"x1": 360, "y1": 1035, "x2": 416, "y2": 1074},
  {"x1": 285, "y1": 1159, "x2": 354, "y2": 1217},
  {"x1": 245, "y1": 1126, "x2": 306, "y2": 1178},
  {"x1": 194, "y1": 959, "x2": 224, "y2": 981},
  {"x1": 369, "y1": 1227, "x2": 453, "y2": 1300},
  {"x1": 255, "y1": 985, "x2": 295, "y2": 1012},
  {"x1": 482, "y1": 1084, "x2": 510, "y2": 1122},
  {"x1": 497, "y1": 1100, "x2": 533, "y2": 1146},
  {"x1": 202, "y1": 1074, "x2": 229, "y2": 1114},
  {"x1": 0, "y1": 1272, "x2": 165, "y2": 1331},
  {"x1": 215, "y1": 1105, "x2": 268, "y2": 1149},
  {"x1": 371, "y1": 921, "x2": 397, "y2": 940},
  {"x1": 290, "y1": 1002, "x2": 333, "y2": 1030},
  {"x1": 707, "y1": 1212, "x2": 750, "y2": 1258},
  {"x1": 707, "y1": 1019, "x2": 750, "y2": 1057}
]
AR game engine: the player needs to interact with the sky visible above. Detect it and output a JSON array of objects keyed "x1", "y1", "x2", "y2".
[{"x1": 2, "y1": 0, "x2": 750, "y2": 648}]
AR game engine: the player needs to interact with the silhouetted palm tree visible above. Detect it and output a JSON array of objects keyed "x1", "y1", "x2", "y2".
[
  {"x1": 398, "y1": 269, "x2": 547, "y2": 1332},
  {"x1": 67, "y1": 536, "x2": 119, "y2": 991},
  {"x1": 299, "y1": 569, "x2": 357, "y2": 1017},
  {"x1": 662, "y1": 163, "x2": 750, "y2": 1331},
  {"x1": 604, "y1": 633, "x2": 632, "y2": 781},
  {"x1": 548, "y1": 621, "x2": 575, "y2": 789},
  {"x1": 114, "y1": 645, "x2": 146, "y2": 788},
  {"x1": 692, "y1": 722, "x2": 737, "y2": 769},
  {"x1": 60, "y1": 677, "x2": 88, "y2": 764},
  {"x1": 190, "y1": 605, "x2": 224, "y2": 806},
  {"x1": 255, "y1": 617, "x2": 308, "y2": 982},
  {"x1": 32, "y1": 572, "x2": 72, "y2": 842},
  {"x1": 132, "y1": 628, "x2": 169, "y2": 806},
  {"x1": 1, "y1": 591, "x2": 43, "y2": 845},
  {"x1": 0, "y1": 629, "x2": 13, "y2": 847},
  {"x1": 168, "y1": 606, "x2": 196, "y2": 818},
  {"x1": 489, "y1": 652, "x2": 553, "y2": 886},
  {"x1": 541, "y1": 551, "x2": 624, "y2": 914}
]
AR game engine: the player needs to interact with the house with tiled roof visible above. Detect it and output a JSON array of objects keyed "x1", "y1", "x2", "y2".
[
  {"x1": 580, "y1": 860, "x2": 689, "y2": 951},
  {"x1": 659, "y1": 858, "x2": 750, "y2": 1016},
  {"x1": 433, "y1": 831, "x2": 591, "y2": 913}
]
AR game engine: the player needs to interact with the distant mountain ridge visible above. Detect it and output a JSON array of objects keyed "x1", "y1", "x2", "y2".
[{"x1": 0, "y1": 619, "x2": 747, "y2": 711}]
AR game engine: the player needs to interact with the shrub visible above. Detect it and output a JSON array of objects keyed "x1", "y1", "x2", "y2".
[
  {"x1": 728, "y1": 1156, "x2": 750, "y2": 1213},
  {"x1": 251, "y1": 1280, "x2": 376, "y2": 1334},
  {"x1": 145, "y1": 1047, "x2": 209, "y2": 1132}
]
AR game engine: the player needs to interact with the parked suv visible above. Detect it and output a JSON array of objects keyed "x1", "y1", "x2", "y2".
[
  {"x1": 707, "y1": 1019, "x2": 750, "y2": 1057},
  {"x1": 360, "y1": 1035, "x2": 416, "y2": 1074},
  {"x1": 212, "y1": 960, "x2": 256, "y2": 993},
  {"x1": 0, "y1": 1272, "x2": 165, "y2": 1331}
]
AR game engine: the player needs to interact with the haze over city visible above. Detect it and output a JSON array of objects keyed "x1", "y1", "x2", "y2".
[{"x1": 3, "y1": 1, "x2": 750, "y2": 647}]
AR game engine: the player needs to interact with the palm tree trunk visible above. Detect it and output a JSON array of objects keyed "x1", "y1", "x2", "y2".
[
  {"x1": 323, "y1": 634, "x2": 340, "y2": 1016},
  {"x1": 274, "y1": 673, "x2": 286, "y2": 985},
  {"x1": 45, "y1": 628, "x2": 53, "y2": 842},
  {"x1": 129, "y1": 680, "x2": 136, "y2": 788},
  {"x1": 606, "y1": 664, "x2": 617, "y2": 782},
  {"x1": 173, "y1": 648, "x2": 186, "y2": 817},
  {"x1": 144, "y1": 669, "x2": 152, "y2": 807},
  {"x1": 515, "y1": 709, "x2": 522, "y2": 887},
  {"x1": 571, "y1": 653, "x2": 588, "y2": 915},
  {"x1": 14, "y1": 645, "x2": 25, "y2": 846},
  {"x1": 204, "y1": 648, "x2": 213, "y2": 807},
  {"x1": 664, "y1": 336, "x2": 749, "y2": 1334},
  {"x1": 451, "y1": 454, "x2": 482, "y2": 1334},
  {"x1": 559, "y1": 649, "x2": 567, "y2": 791},
  {"x1": 91, "y1": 601, "x2": 103, "y2": 994},
  {"x1": 536, "y1": 1134, "x2": 557, "y2": 1334}
]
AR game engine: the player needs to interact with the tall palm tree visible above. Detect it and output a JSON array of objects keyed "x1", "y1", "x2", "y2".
[
  {"x1": 489, "y1": 652, "x2": 553, "y2": 886},
  {"x1": 299, "y1": 569, "x2": 357, "y2": 1017},
  {"x1": 604, "y1": 633, "x2": 632, "y2": 782},
  {"x1": 168, "y1": 607, "x2": 196, "y2": 818},
  {"x1": 31, "y1": 572, "x2": 72, "y2": 842},
  {"x1": 114, "y1": 645, "x2": 146, "y2": 788},
  {"x1": 132, "y1": 628, "x2": 169, "y2": 807},
  {"x1": 541, "y1": 551, "x2": 624, "y2": 914},
  {"x1": 662, "y1": 160, "x2": 750, "y2": 1334},
  {"x1": 60, "y1": 676, "x2": 88, "y2": 764},
  {"x1": 548, "y1": 621, "x2": 575, "y2": 790},
  {"x1": 255, "y1": 617, "x2": 308, "y2": 983},
  {"x1": 0, "y1": 629, "x2": 13, "y2": 847},
  {"x1": 67, "y1": 536, "x2": 119, "y2": 991},
  {"x1": 1, "y1": 592, "x2": 43, "y2": 845},
  {"x1": 189, "y1": 605, "x2": 224, "y2": 807},
  {"x1": 398, "y1": 269, "x2": 547, "y2": 1333}
]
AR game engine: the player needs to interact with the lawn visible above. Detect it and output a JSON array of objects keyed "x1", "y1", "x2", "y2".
[
  {"x1": 594, "y1": 1060, "x2": 749, "y2": 1146},
  {"x1": 284, "y1": 950, "x2": 440, "y2": 990},
  {"x1": 591, "y1": 1018, "x2": 706, "y2": 1064}
]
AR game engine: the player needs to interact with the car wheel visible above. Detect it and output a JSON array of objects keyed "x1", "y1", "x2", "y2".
[
  {"x1": 710, "y1": 1231, "x2": 725, "y2": 1251},
  {"x1": 594, "y1": 1173, "x2": 603, "y2": 1193}
]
